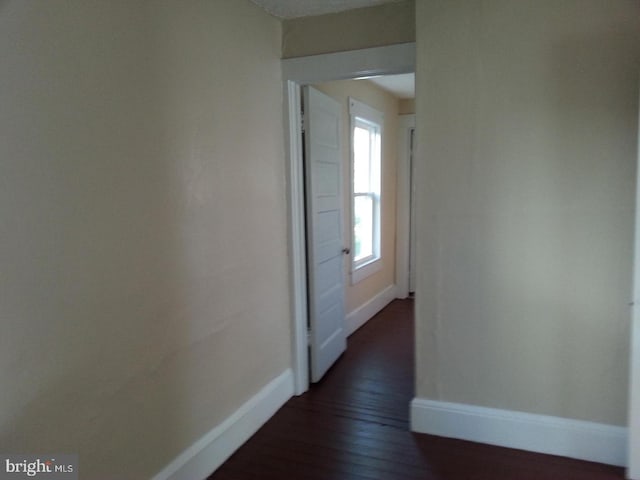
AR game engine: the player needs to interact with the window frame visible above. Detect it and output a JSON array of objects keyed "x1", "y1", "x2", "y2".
[{"x1": 349, "y1": 97, "x2": 383, "y2": 284}]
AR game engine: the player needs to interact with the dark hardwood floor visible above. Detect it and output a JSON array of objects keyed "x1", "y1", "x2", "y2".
[{"x1": 208, "y1": 299, "x2": 624, "y2": 480}]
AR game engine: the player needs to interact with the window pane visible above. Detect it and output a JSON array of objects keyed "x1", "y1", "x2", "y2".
[
  {"x1": 353, "y1": 125, "x2": 371, "y2": 193},
  {"x1": 354, "y1": 195, "x2": 373, "y2": 262}
]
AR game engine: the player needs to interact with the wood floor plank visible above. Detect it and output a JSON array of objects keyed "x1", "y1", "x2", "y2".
[{"x1": 208, "y1": 299, "x2": 624, "y2": 480}]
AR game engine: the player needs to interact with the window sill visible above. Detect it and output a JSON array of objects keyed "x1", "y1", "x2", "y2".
[{"x1": 351, "y1": 258, "x2": 382, "y2": 285}]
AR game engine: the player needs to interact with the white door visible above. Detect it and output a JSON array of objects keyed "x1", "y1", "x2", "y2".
[{"x1": 303, "y1": 86, "x2": 347, "y2": 383}]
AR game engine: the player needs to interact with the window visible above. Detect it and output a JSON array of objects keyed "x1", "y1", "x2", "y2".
[{"x1": 349, "y1": 98, "x2": 383, "y2": 283}]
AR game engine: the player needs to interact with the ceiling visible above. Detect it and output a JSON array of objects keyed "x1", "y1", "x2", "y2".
[
  {"x1": 366, "y1": 73, "x2": 414, "y2": 99},
  {"x1": 250, "y1": 0, "x2": 404, "y2": 19}
]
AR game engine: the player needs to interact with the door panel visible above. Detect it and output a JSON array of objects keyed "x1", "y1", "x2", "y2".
[{"x1": 304, "y1": 86, "x2": 347, "y2": 383}]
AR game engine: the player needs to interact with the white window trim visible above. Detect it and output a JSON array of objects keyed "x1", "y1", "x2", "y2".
[
  {"x1": 349, "y1": 97, "x2": 384, "y2": 285},
  {"x1": 352, "y1": 256, "x2": 383, "y2": 284}
]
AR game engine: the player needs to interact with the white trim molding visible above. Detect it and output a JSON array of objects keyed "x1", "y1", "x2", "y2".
[
  {"x1": 153, "y1": 369, "x2": 294, "y2": 480},
  {"x1": 411, "y1": 398, "x2": 628, "y2": 467},
  {"x1": 284, "y1": 79, "x2": 309, "y2": 396},
  {"x1": 351, "y1": 258, "x2": 382, "y2": 285},
  {"x1": 346, "y1": 284, "x2": 397, "y2": 336},
  {"x1": 282, "y1": 43, "x2": 415, "y2": 84}
]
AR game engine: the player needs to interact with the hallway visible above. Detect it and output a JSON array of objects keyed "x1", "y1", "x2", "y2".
[{"x1": 208, "y1": 299, "x2": 624, "y2": 479}]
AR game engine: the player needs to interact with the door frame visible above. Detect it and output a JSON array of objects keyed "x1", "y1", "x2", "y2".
[
  {"x1": 628, "y1": 82, "x2": 640, "y2": 480},
  {"x1": 282, "y1": 43, "x2": 416, "y2": 395}
]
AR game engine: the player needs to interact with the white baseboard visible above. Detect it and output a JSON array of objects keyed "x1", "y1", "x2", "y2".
[
  {"x1": 410, "y1": 398, "x2": 627, "y2": 467},
  {"x1": 153, "y1": 369, "x2": 294, "y2": 480},
  {"x1": 346, "y1": 284, "x2": 397, "y2": 336}
]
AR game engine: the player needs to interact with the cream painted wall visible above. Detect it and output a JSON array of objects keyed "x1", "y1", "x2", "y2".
[
  {"x1": 399, "y1": 99, "x2": 416, "y2": 115},
  {"x1": 313, "y1": 80, "x2": 399, "y2": 314},
  {"x1": 415, "y1": 0, "x2": 640, "y2": 426},
  {"x1": 282, "y1": 0, "x2": 415, "y2": 59},
  {"x1": 0, "y1": 1, "x2": 290, "y2": 477}
]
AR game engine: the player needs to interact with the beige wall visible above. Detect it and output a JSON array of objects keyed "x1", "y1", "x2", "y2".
[
  {"x1": 399, "y1": 98, "x2": 415, "y2": 115},
  {"x1": 0, "y1": 1, "x2": 290, "y2": 477},
  {"x1": 313, "y1": 80, "x2": 400, "y2": 314},
  {"x1": 282, "y1": 0, "x2": 415, "y2": 59},
  {"x1": 415, "y1": 0, "x2": 640, "y2": 426}
]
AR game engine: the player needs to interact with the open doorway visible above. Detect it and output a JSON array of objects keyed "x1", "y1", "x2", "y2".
[
  {"x1": 282, "y1": 43, "x2": 416, "y2": 394},
  {"x1": 307, "y1": 75, "x2": 414, "y2": 329},
  {"x1": 303, "y1": 77, "x2": 414, "y2": 383}
]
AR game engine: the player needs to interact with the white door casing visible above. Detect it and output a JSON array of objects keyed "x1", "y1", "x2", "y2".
[{"x1": 304, "y1": 86, "x2": 347, "y2": 383}]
